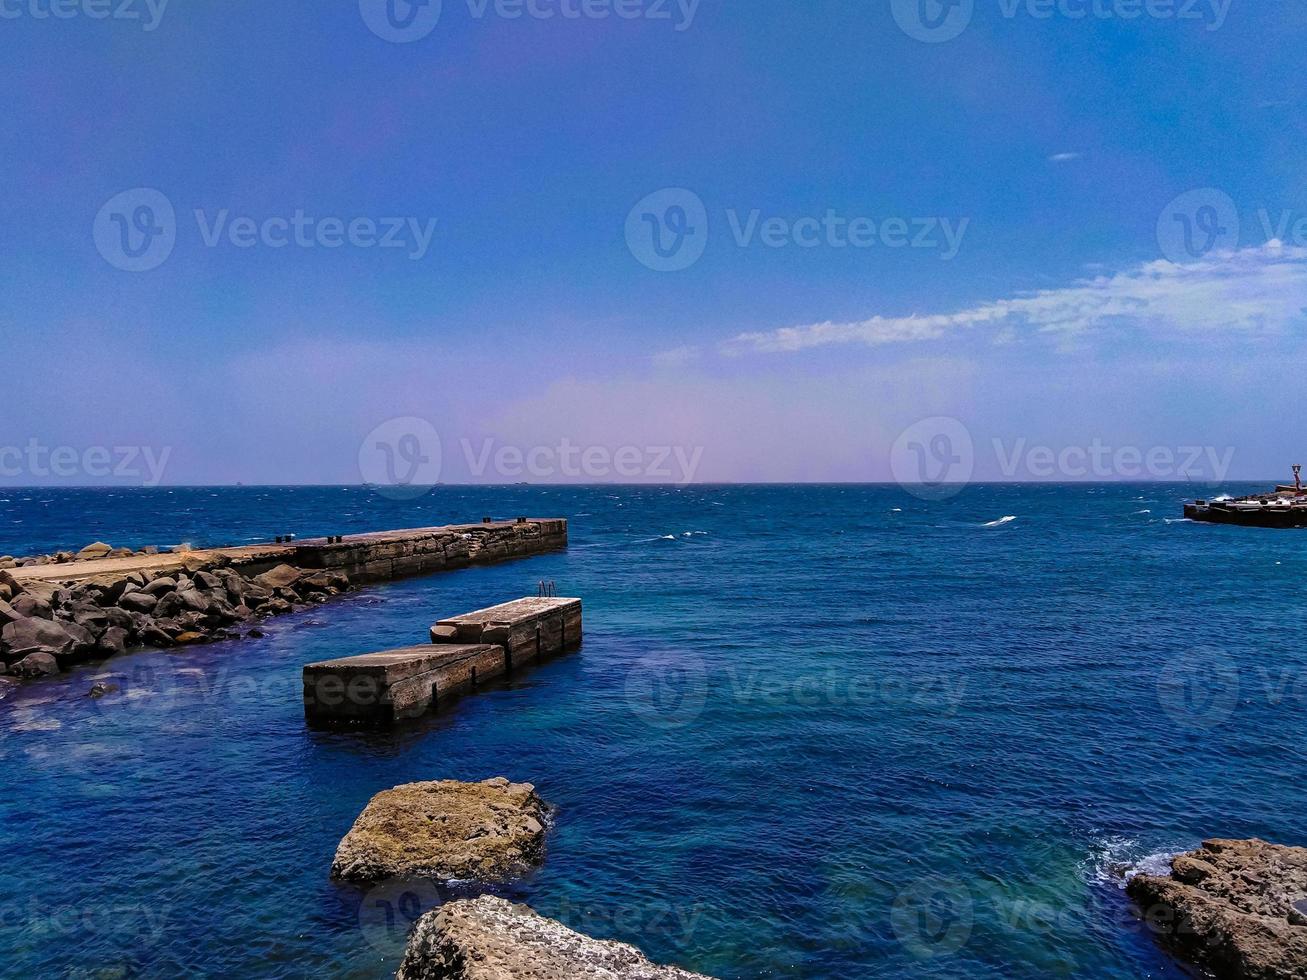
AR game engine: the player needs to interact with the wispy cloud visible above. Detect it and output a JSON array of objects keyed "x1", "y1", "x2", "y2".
[
  {"x1": 722, "y1": 243, "x2": 1307, "y2": 355},
  {"x1": 1048, "y1": 152, "x2": 1081, "y2": 162}
]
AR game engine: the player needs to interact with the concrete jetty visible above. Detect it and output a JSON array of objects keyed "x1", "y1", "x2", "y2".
[
  {"x1": 431, "y1": 597, "x2": 583, "y2": 669},
  {"x1": 7, "y1": 519, "x2": 568, "y2": 588},
  {"x1": 303, "y1": 596, "x2": 582, "y2": 726},
  {"x1": 304, "y1": 644, "x2": 508, "y2": 724}
]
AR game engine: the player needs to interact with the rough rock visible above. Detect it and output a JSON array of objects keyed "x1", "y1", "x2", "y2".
[
  {"x1": 1, "y1": 617, "x2": 77, "y2": 661},
  {"x1": 141, "y1": 576, "x2": 178, "y2": 596},
  {"x1": 0, "y1": 569, "x2": 21, "y2": 601},
  {"x1": 76, "y1": 542, "x2": 114, "y2": 560},
  {"x1": 330, "y1": 778, "x2": 550, "y2": 884},
  {"x1": 12, "y1": 594, "x2": 53, "y2": 620},
  {"x1": 12, "y1": 652, "x2": 60, "y2": 678},
  {"x1": 97, "y1": 626, "x2": 130, "y2": 657},
  {"x1": 396, "y1": 896, "x2": 715, "y2": 980},
  {"x1": 253, "y1": 564, "x2": 303, "y2": 590},
  {"x1": 1127, "y1": 838, "x2": 1307, "y2": 979},
  {"x1": 0, "y1": 599, "x2": 21, "y2": 625},
  {"x1": 172, "y1": 631, "x2": 206, "y2": 645},
  {"x1": 88, "y1": 681, "x2": 119, "y2": 698},
  {"x1": 119, "y1": 591, "x2": 159, "y2": 614}
]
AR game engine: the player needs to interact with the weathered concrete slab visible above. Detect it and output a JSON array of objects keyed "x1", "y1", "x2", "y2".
[
  {"x1": 431, "y1": 597, "x2": 582, "y2": 669},
  {"x1": 304, "y1": 643, "x2": 506, "y2": 725}
]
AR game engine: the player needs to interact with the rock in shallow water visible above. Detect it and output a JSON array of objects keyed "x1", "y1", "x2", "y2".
[
  {"x1": 1127, "y1": 838, "x2": 1307, "y2": 979},
  {"x1": 397, "y1": 895, "x2": 715, "y2": 980},
  {"x1": 331, "y1": 778, "x2": 549, "y2": 885}
]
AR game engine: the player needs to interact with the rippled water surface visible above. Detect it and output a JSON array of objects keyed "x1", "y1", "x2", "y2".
[{"x1": 1, "y1": 484, "x2": 1304, "y2": 978}]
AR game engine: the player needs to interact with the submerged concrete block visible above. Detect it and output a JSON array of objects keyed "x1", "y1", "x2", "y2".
[
  {"x1": 303, "y1": 643, "x2": 506, "y2": 726},
  {"x1": 430, "y1": 597, "x2": 582, "y2": 669}
]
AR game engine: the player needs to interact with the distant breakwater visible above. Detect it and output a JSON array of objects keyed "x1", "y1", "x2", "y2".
[{"x1": 0, "y1": 519, "x2": 567, "y2": 679}]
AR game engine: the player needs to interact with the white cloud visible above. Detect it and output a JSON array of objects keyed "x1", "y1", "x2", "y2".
[
  {"x1": 722, "y1": 243, "x2": 1307, "y2": 355},
  {"x1": 1048, "y1": 152, "x2": 1081, "y2": 162}
]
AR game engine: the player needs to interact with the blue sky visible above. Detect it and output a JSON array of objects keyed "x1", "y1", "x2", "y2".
[{"x1": 3, "y1": 0, "x2": 1306, "y2": 485}]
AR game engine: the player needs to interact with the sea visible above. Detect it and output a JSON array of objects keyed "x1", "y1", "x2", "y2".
[{"x1": 0, "y1": 483, "x2": 1303, "y2": 979}]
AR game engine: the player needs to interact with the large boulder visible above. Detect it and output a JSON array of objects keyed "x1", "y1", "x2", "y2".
[
  {"x1": 1, "y1": 616, "x2": 77, "y2": 662},
  {"x1": 11, "y1": 594, "x2": 53, "y2": 620},
  {"x1": 1127, "y1": 838, "x2": 1307, "y2": 979},
  {"x1": 141, "y1": 576, "x2": 178, "y2": 597},
  {"x1": 397, "y1": 896, "x2": 715, "y2": 980},
  {"x1": 253, "y1": 564, "x2": 303, "y2": 590},
  {"x1": 0, "y1": 599, "x2": 21, "y2": 625},
  {"x1": 330, "y1": 778, "x2": 549, "y2": 885},
  {"x1": 119, "y1": 590, "x2": 159, "y2": 614},
  {"x1": 12, "y1": 652, "x2": 60, "y2": 678},
  {"x1": 76, "y1": 542, "x2": 114, "y2": 561},
  {"x1": 0, "y1": 570, "x2": 21, "y2": 601}
]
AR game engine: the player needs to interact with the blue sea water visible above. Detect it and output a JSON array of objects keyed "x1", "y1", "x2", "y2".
[{"x1": 1, "y1": 484, "x2": 1304, "y2": 979}]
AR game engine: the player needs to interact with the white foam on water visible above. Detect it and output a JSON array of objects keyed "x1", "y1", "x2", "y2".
[
  {"x1": 1133, "y1": 509, "x2": 1151, "y2": 515},
  {"x1": 1085, "y1": 835, "x2": 1184, "y2": 889},
  {"x1": 1164, "y1": 517, "x2": 1194, "y2": 525},
  {"x1": 982, "y1": 515, "x2": 1017, "y2": 527}
]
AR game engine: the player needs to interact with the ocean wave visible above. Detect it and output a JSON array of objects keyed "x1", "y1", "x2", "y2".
[
  {"x1": 1164, "y1": 517, "x2": 1194, "y2": 524},
  {"x1": 982, "y1": 515, "x2": 1017, "y2": 527},
  {"x1": 1085, "y1": 835, "x2": 1182, "y2": 888},
  {"x1": 1133, "y1": 509, "x2": 1151, "y2": 515}
]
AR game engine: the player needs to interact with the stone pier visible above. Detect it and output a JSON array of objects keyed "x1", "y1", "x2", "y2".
[
  {"x1": 303, "y1": 596, "x2": 582, "y2": 726},
  {"x1": 7, "y1": 519, "x2": 568, "y2": 588}
]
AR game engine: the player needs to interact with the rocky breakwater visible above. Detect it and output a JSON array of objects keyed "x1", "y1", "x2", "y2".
[
  {"x1": 331, "y1": 778, "x2": 549, "y2": 885},
  {"x1": 1127, "y1": 838, "x2": 1307, "y2": 979},
  {"x1": 397, "y1": 896, "x2": 716, "y2": 980},
  {"x1": 0, "y1": 560, "x2": 349, "y2": 678},
  {"x1": 1, "y1": 521, "x2": 568, "y2": 679}
]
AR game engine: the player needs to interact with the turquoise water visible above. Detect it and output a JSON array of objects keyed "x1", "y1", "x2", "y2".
[{"x1": 1, "y1": 484, "x2": 1304, "y2": 978}]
